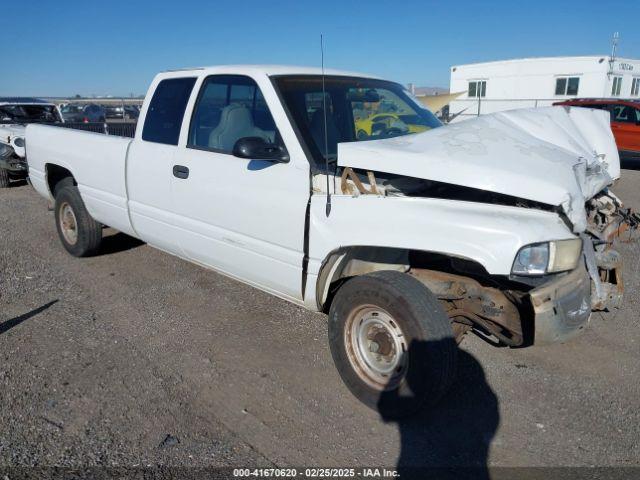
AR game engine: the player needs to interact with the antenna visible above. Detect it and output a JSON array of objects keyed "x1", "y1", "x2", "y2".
[
  {"x1": 321, "y1": 34, "x2": 331, "y2": 217},
  {"x1": 608, "y1": 32, "x2": 619, "y2": 78}
]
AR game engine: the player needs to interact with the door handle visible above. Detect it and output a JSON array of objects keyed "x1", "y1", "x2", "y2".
[{"x1": 173, "y1": 165, "x2": 189, "y2": 179}]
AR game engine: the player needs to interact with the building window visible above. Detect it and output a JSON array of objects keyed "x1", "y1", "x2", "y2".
[
  {"x1": 631, "y1": 78, "x2": 640, "y2": 97},
  {"x1": 468, "y1": 80, "x2": 486, "y2": 98},
  {"x1": 555, "y1": 77, "x2": 580, "y2": 96},
  {"x1": 611, "y1": 76, "x2": 623, "y2": 96}
]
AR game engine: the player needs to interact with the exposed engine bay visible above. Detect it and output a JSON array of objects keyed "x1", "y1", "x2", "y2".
[{"x1": 339, "y1": 167, "x2": 558, "y2": 212}]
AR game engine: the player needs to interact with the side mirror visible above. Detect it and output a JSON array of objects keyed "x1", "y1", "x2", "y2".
[{"x1": 233, "y1": 137, "x2": 289, "y2": 163}]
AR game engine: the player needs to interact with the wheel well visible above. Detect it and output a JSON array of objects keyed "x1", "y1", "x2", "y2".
[
  {"x1": 317, "y1": 246, "x2": 491, "y2": 313},
  {"x1": 46, "y1": 164, "x2": 76, "y2": 197}
]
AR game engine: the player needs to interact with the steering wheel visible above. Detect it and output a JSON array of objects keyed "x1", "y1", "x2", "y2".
[{"x1": 384, "y1": 127, "x2": 406, "y2": 137}]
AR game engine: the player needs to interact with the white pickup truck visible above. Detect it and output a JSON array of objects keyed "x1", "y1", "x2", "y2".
[{"x1": 26, "y1": 65, "x2": 638, "y2": 416}]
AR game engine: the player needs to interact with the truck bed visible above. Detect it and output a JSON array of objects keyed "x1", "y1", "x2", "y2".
[
  {"x1": 26, "y1": 124, "x2": 137, "y2": 236},
  {"x1": 55, "y1": 121, "x2": 137, "y2": 138}
]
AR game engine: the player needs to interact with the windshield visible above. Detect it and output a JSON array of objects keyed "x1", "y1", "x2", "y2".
[
  {"x1": 61, "y1": 105, "x2": 83, "y2": 113},
  {"x1": 0, "y1": 104, "x2": 61, "y2": 124},
  {"x1": 274, "y1": 75, "x2": 442, "y2": 167}
]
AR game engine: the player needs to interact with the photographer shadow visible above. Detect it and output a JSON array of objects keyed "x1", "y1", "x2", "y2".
[{"x1": 379, "y1": 339, "x2": 499, "y2": 480}]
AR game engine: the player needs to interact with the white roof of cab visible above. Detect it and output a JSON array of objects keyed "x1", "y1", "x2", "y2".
[{"x1": 162, "y1": 64, "x2": 381, "y2": 79}]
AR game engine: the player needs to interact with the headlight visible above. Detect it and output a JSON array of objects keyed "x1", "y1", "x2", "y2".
[
  {"x1": 512, "y1": 239, "x2": 582, "y2": 276},
  {"x1": 13, "y1": 137, "x2": 25, "y2": 148}
]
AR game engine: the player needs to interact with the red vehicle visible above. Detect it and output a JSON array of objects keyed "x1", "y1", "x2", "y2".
[{"x1": 554, "y1": 98, "x2": 640, "y2": 162}]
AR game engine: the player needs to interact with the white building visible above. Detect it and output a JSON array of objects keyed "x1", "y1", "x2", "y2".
[{"x1": 449, "y1": 56, "x2": 640, "y2": 121}]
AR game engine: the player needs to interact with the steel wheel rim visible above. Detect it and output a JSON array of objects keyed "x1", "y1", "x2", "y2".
[
  {"x1": 344, "y1": 305, "x2": 408, "y2": 391},
  {"x1": 59, "y1": 202, "x2": 78, "y2": 245}
]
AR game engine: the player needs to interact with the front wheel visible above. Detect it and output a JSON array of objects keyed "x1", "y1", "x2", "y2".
[
  {"x1": 328, "y1": 270, "x2": 458, "y2": 418},
  {"x1": 54, "y1": 185, "x2": 102, "y2": 257}
]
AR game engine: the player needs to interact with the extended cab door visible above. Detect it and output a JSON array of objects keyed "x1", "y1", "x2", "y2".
[
  {"x1": 126, "y1": 76, "x2": 197, "y2": 254},
  {"x1": 170, "y1": 74, "x2": 310, "y2": 303}
]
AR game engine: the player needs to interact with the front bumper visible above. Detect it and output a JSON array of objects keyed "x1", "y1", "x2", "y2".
[{"x1": 529, "y1": 264, "x2": 592, "y2": 345}]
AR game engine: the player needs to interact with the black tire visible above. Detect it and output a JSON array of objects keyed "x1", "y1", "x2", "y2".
[
  {"x1": 53, "y1": 177, "x2": 75, "y2": 197},
  {"x1": 0, "y1": 168, "x2": 10, "y2": 188},
  {"x1": 54, "y1": 185, "x2": 102, "y2": 257},
  {"x1": 328, "y1": 270, "x2": 457, "y2": 419}
]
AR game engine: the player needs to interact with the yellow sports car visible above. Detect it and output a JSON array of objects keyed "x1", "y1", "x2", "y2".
[{"x1": 354, "y1": 113, "x2": 429, "y2": 139}]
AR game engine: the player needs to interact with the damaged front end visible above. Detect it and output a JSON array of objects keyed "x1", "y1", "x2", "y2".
[
  {"x1": 583, "y1": 191, "x2": 640, "y2": 310},
  {"x1": 334, "y1": 167, "x2": 639, "y2": 345},
  {"x1": 0, "y1": 125, "x2": 28, "y2": 179},
  {"x1": 328, "y1": 106, "x2": 639, "y2": 346},
  {"x1": 0, "y1": 141, "x2": 28, "y2": 176},
  {"x1": 528, "y1": 192, "x2": 639, "y2": 343}
]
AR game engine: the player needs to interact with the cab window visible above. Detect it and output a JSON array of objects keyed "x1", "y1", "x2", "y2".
[
  {"x1": 142, "y1": 77, "x2": 196, "y2": 145},
  {"x1": 188, "y1": 75, "x2": 281, "y2": 154}
]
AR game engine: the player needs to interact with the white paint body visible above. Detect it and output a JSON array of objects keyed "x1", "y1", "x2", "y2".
[
  {"x1": 338, "y1": 106, "x2": 619, "y2": 232},
  {"x1": 26, "y1": 65, "x2": 621, "y2": 312},
  {"x1": 449, "y1": 56, "x2": 640, "y2": 121}
]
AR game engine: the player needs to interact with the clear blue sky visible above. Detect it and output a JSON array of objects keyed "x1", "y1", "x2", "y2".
[{"x1": 3, "y1": 0, "x2": 639, "y2": 96}]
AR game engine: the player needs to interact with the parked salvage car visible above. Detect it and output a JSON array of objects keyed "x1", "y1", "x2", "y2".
[
  {"x1": 59, "y1": 104, "x2": 106, "y2": 123},
  {"x1": 82, "y1": 104, "x2": 106, "y2": 123},
  {"x1": 105, "y1": 104, "x2": 141, "y2": 120},
  {"x1": 60, "y1": 104, "x2": 85, "y2": 123},
  {"x1": 554, "y1": 98, "x2": 640, "y2": 162},
  {"x1": 124, "y1": 105, "x2": 140, "y2": 120},
  {"x1": 25, "y1": 66, "x2": 639, "y2": 417},
  {"x1": 354, "y1": 112, "x2": 429, "y2": 139},
  {"x1": 105, "y1": 105, "x2": 125, "y2": 119},
  {"x1": 0, "y1": 97, "x2": 62, "y2": 187}
]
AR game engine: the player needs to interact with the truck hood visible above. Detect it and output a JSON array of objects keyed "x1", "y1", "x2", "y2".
[{"x1": 337, "y1": 106, "x2": 620, "y2": 232}]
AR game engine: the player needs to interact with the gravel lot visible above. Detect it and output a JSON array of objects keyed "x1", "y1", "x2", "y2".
[{"x1": 1, "y1": 170, "x2": 639, "y2": 475}]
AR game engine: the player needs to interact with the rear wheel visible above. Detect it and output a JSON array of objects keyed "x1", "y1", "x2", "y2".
[
  {"x1": 54, "y1": 185, "x2": 102, "y2": 257},
  {"x1": 328, "y1": 271, "x2": 458, "y2": 418},
  {"x1": 0, "y1": 168, "x2": 10, "y2": 188}
]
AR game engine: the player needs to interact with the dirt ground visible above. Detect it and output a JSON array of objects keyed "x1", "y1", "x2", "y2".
[{"x1": 1, "y1": 169, "x2": 639, "y2": 475}]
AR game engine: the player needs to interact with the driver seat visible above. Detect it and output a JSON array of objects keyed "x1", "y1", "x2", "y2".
[{"x1": 208, "y1": 104, "x2": 269, "y2": 151}]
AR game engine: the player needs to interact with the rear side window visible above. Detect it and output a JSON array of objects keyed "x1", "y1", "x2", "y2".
[{"x1": 142, "y1": 77, "x2": 196, "y2": 145}]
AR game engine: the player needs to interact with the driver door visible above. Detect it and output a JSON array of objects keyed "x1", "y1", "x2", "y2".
[{"x1": 170, "y1": 75, "x2": 309, "y2": 302}]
